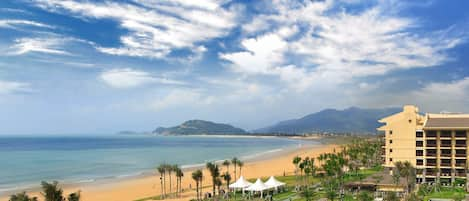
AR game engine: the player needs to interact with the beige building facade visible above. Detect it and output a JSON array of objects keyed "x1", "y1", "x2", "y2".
[{"x1": 378, "y1": 105, "x2": 469, "y2": 186}]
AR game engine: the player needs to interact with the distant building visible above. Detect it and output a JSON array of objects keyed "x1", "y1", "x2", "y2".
[{"x1": 378, "y1": 105, "x2": 469, "y2": 189}]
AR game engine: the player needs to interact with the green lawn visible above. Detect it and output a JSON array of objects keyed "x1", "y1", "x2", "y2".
[
  {"x1": 423, "y1": 187, "x2": 466, "y2": 201},
  {"x1": 135, "y1": 167, "x2": 384, "y2": 201}
]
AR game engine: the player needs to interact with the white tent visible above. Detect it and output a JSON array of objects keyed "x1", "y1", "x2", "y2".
[
  {"x1": 229, "y1": 176, "x2": 252, "y2": 196},
  {"x1": 265, "y1": 176, "x2": 286, "y2": 189},
  {"x1": 245, "y1": 178, "x2": 271, "y2": 198},
  {"x1": 229, "y1": 176, "x2": 252, "y2": 189}
]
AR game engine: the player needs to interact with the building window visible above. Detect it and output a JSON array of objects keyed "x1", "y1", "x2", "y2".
[
  {"x1": 416, "y1": 150, "x2": 423, "y2": 156},
  {"x1": 389, "y1": 130, "x2": 393, "y2": 135},
  {"x1": 409, "y1": 119, "x2": 412, "y2": 123},
  {"x1": 389, "y1": 140, "x2": 393, "y2": 144},
  {"x1": 389, "y1": 158, "x2": 393, "y2": 162},
  {"x1": 390, "y1": 149, "x2": 393, "y2": 153},
  {"x1": 416, "y1": 131, "x2": 423, "y2": 138},
  {"x1": 416, "y1": 141, "x2": 423, "y2": 147},
  {"x1": 416, "y1": 159, "x2": 423, "y2": 166},
  {"x1": 456, "y1": 131, "x2": 467, "y2": 138},
  {"x1": 426, "y1": 131, "x2": 437, "y2": 138},
  {"x1": 441, "y1": 130, "x2": 452, "y2": 138}
]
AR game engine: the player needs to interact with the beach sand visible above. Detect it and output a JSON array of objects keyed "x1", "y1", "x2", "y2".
[{"x1": 0, "y1": 144, "x2": 339, "y2": 201}]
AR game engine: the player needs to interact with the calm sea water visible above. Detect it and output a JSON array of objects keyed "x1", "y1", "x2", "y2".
[{"x1": 0, "y1": 135, "x2": 315, "y2": 194}]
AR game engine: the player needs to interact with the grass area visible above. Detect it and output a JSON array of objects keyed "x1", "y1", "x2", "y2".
[
  {"x1": 134, "y1": 195, "x2": 162, "y2": 201},
  {"x1": 273, "y1": 190, "x2": 296, "y2": 200},
  {"x1": 423, "y1": 187, "x2": 466, "y2": 201},
  {"x1": 343, "y1": 166, "x2": 383, "y2": 183},
  {"x1": 135, "y1": 167, "x2": 384, "y2": 201}
]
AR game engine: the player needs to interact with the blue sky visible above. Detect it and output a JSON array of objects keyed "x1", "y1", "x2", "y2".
[{"x1": 0, "y1": 0, "x2": 468, "y2": 134}]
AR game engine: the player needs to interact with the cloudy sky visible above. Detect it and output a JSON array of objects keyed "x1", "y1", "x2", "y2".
[{"x1": 0, "y1": 0, "x2": 468, "y2": 134}]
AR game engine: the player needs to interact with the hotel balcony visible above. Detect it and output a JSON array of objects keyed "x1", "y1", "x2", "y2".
[
  {"x1": 440, "y1": 132, "x2": 452, "y2": 139},
  {"x1": 455, "y1": 131, "x2": 467, "y2": 138},
  {"x1": 426, "y1": 143, "x2": 437, "y2": 147},
  {"x1": 440, "y1": 142, "x2": 452, "y2": 148},
  {"x1": 455, "y1": 153, "x2": 466, "y2": 158},
  {"x1": 455, "y1": 140, "x2": 466, "y2": 147},
  {"x1": 455, "y1": 159, "x2": 466, "y2": 168},
  {"x1": 440, "y1": 153, "x2": 452, "y2": 158},
  {"x1": 426, "y1": 153, "x2": 437, "y2": 157},
  {"x1": 456, "y1": 172, "x2": 466, "y2": 177},
  {"x1": 440, "y1": 173, "x2": 452, "y2": 177},
  {"x1": 440, "y1": 163, "x2": 452, "y2": 167},
  {"x1": 426, "y1": 131, "x2": 437, "y2": 138},
  {"x1": 426, "y1": 163, "x2": 437, "y2": 167},
  {"x1": 455, "y1": 163, "x2": 466, "y2": 168},
  {"x1": 426, "y1": 171, "x2": 437, "y2": 176}
]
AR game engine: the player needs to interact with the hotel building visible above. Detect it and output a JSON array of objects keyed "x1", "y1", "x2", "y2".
[{"x1": 378, "y1": 105, "x2": 469, "y2": 187}]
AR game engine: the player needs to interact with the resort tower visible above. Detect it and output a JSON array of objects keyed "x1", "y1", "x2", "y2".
[{"x1": 378, "y1": 105, "x2": 469, "y2": 189}]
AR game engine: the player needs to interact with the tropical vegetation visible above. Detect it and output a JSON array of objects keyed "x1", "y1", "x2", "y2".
[{"x1": 9, "y1": 181, "x2": 80, "y2": 201}]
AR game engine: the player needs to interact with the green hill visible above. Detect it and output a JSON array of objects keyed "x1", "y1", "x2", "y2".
[{"x1": 153, "y1": 120, "x2": 247, "y2": 135}]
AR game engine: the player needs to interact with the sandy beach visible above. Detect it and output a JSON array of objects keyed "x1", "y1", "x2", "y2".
[{"x1": 1, "y1": 143, "x2": 339, "y2": 201}]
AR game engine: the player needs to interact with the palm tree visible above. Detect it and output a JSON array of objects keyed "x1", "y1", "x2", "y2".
[
  {"x1": 161, "y1": 163, "x2": 169, "y2": 198},
  {"x1": 403, "y1": 161, "x2": 416, "y2": 192},
  {"x1": 231, "y1": 157, "x2": 238, "y2": 179},
  {"x1": 357, "y1": 191, "x2": 372, "y2": 201},
  {"x1": 223, "y1": 160, "x2": 230, "y2": 173},
  {"x1": 215, "y1": 178, "x2": 222, "y2": 195},
  {"x1": 293, "y1": 156, "x2": 302, "y2": 186},
  {"x1": 157, "y1": 165, "x2": 165, "y2": 198},
  {"x1": 394, "y1": 161, "x2": 415, "y2": 193},
  {"x1": 41, "y1": 181, "x2": 65, "y2": 201},
  {"x1": 206, "y1": 162, "x2": 220, "y2": 197},
  {"x1": 67, "y1": 192, "x2": 80, "y2": 201},
  {"x1": 392, "y1": 168, "x2": 401, "y2": 192},
  {"x1": 9, "y1": 192, "x2": 38, "y2": 201},
  {"x1": 175, "y1": 166, "x2": 184, "y2": 196},
  {"x1": 238, "y1": 160, "x2": 244, "y2": 176},
  {"x1": 385, "y1": 192, "x2": 399, "y2": 201},
  {"x1": 192, "y1": 170, "x2": 203, "y2": 201},
  {"x1": 167, "y1": 164, "x2": 177, "y2": 196},
  {"x1": 299, "y1": 160, "x2": 306, "y2": 186},
  {"x1": 221, "y1": 172, "x2": 232, "y2": 191}
]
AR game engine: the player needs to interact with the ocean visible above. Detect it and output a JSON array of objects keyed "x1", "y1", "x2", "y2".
[{"x1": 0, "y1": 135, "x2": 316, "y2": 195}]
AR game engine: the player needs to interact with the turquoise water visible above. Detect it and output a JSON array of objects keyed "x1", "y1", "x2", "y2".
[{"x1": 0, "y1": 135, "x2": 315, "y2": 194}]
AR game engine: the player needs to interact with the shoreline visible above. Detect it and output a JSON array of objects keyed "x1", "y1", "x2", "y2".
[
  {"x1": 0, "y1": 139, "x2": 319, "y2": 198},
  {"x1": 0, "y1": 140, "x2": 334, "y2": 201}
]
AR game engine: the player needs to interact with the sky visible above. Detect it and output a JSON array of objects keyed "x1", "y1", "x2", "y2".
[{"x1": 0, "y1": 0, "x2": 468, "y2": 135}]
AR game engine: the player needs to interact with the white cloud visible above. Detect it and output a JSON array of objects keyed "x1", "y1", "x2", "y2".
[
  {"x1": 0, "y1": 80, "x2": 31, "y2": 94},
  {"x1": 32, "y1": 0, "x2": 240, "y2": 59},
  {"x1": 0, "y1": 8, "x2": 32, "y2": 15},
  {"x1": 100, "y1": 68, "x2": 184, "y2": 89},
  {"x1": 9, "y1": 37, "x2": 71, "y2": 55},
  {"x1": 220, "y1": 33, "x2": 287, "y2": 74},
  {"x1": 222, "y1": 0, "x2": 465, "y2": 91},
  {"x1": 0, "y1": 19, "x2": 54, "y2": 29},
  {"x1": 151, "y1": 89, "x2": 215, "y2": 111},
  {"x1": 411, "y1": 77, "x2": 469, "y2": 111}
]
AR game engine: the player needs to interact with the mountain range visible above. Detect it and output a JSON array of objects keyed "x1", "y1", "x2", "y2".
[
  {"x1": 150, "y1": 107, "x2": 401, "y2": 135},
  {"x1": 255, "y1": 107, "x2": 401, "y2": 134}
]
